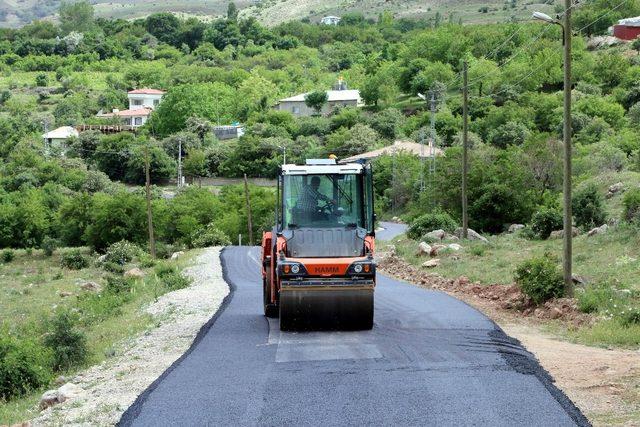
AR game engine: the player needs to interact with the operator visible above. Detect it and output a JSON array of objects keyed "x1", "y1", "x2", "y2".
[{"x1": 298, "y1": 176, "x2": 336, "y2": 215}]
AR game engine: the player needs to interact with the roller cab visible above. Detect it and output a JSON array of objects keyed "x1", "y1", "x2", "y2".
[{"x1": 261, "y1": 159, "x2": 376, "y2": 331}]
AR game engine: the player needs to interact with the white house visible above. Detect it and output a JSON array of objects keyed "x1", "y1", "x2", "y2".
[
  {"x1": 320, "y1": 16, "x2": 341, "y2": 25},
  {"x1": 275, "y1": 89, "x2": 363, "y2": 117},
  {"x1": 42, "y1": 126, "x2": 79, "y2": 147},
  {"x1": 98, "y1": 88, "x2": 165, "y2": 128}
]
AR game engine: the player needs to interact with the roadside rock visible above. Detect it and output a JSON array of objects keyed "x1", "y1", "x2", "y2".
[
  {"x1": 39, "y1": 383, "x2": 84, "y2": 411},
  {"x1": 587, "y1": 35, "x2": 622, "y2": 49},
  {"x1": 416, "y1": 242, "x2": 431, "y2": 256},
  {"x1": 80, "y1": 281, "x2": 101, "y2": 292},
  {"x1": 97, "y1": 254, "x2": 107, "y2": 263},
  {"x1": 170, "y1": 251, "x2": 185, "y2": 260},
  {"x1": 422, "y1": 259, "x2": 440, "y2": 268},
  {"x1": 430, "y1": 244, "x2": 447, "y2": 257},
  {"x1": 550, "y1": 227, "x2": 580, "y2": 239},
  {"x1": 426, "y1": 229, "x2": 446, "y2": 240},
  {"x1": 59, "y1": 291, "x2": 73, "y2": 298},
  {"x1": 40, "y1": 390, "x2": 59, "y2": 410},
  {"x1": 587, "y1": 224, "x2": 608, "y2": 237},
  {"x1": 508, "y1": 224, "x2": 525, "y2": 233},
  {"x1": 446, "y1": 234, "x2": 459, "y2": 241},
  {"x1": 54, "y1": 375, "x2": 67, "y2": 386},
  {"x1": 549, "y1": 307, "x2": 563, "y2": 320},
  {"x1": 454, "y1": 227, "x2": 488, "y2": 243},
  {"x1": 606, "y1": 182, "x2": 624, "y2": 198},
  {"x1": 124, "y1": 268, "x2": 145, "y2": 279},
  {"x1": 572, "y1": 274, "x2": 589, "y2": 286},
  {"x1": 448, "y1": 243, "x2": 462, "y2": 251},
  {"x1": 57, "y1": 383, "x2": 83, "y2": 401}
]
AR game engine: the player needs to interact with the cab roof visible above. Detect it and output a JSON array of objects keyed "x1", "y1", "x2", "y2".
[{"x1": 281, "y1": 162, "x2": 364, "y2": 175}]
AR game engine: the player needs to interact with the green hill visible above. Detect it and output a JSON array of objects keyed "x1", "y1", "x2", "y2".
[{"x1": 1, "y1": 0, "x2": 560, "y2": 28}]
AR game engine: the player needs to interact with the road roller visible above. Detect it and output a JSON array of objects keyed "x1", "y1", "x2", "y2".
[{"x1": 261, "y1": 159, "x2": 376, "y2": 331}]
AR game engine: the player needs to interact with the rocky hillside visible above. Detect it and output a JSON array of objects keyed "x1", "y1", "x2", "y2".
[{"x1": 1, "y1": 0, "x2": 560, "y2": 28}]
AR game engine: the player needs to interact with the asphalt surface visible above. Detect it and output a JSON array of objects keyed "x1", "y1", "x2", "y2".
[
  {"x1": 375, "y1": 221, "x2": 408, "y2": 241},
  {"x1": 120, "y1": 224, "x2": 588, "y2": 426}
]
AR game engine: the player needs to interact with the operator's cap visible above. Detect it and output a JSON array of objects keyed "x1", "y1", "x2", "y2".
[{"x1": 328, "y1": 154, "x2": 337, "y2": 160}]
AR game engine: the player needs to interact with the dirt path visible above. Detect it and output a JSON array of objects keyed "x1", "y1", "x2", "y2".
[{"x1": 32, "y1": 248, "x2": 228, "y2": 426}]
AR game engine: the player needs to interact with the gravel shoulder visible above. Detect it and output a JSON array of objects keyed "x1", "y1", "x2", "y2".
[{"x1": 31, "y1": 247, "x2": 228, "y2": 426}]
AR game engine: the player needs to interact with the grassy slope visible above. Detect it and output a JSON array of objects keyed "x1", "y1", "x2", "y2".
[
  {"x1": 1, "y1": 0, "x2": 560, "y2": 27},
  {"x1": 0, "y1": 248, "x2": 199, "y2": 425},
  {"x1": 389, "y1": 171, "x2": 640, "y2": 348}
]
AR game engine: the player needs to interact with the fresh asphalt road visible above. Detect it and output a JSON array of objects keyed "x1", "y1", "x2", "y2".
[{"x1": 119, "y1": 224, "x2": 588, "y2": 427}]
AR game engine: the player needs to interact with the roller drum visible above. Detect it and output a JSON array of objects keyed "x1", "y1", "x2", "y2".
[{"x1": 279, "y1": 285, "x2": 374, "y2": 331}]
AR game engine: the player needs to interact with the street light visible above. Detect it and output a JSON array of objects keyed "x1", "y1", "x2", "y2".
[{"x1": 533, "y1": 6, "x2": 574, "y2": 297}]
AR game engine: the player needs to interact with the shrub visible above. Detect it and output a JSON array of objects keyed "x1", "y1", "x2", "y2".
[
  {"x1": 622, "y1": 188, "x2": 640, "y2": 224},
  {"x1": 105, "y1": 275, "x2": 134, "y2": 295},
  {"x1": 60, "y1": 249, "x2": 89, "y2": 270},
  {"x1": 104, "y1": 240, "x2": 141, "y2": 265},
  {"x1": 43, "y1": 311, "x2": 88, "y2": 371},
  {"x1": 577, "y1": 282, "x2": 618, "y2": 313},
  {"x1": 41, "y1": 236, "x2": 59, "y2": 257},
  {"x1": 407, "y1": 211, "x2": 457, "y2": 240},
  {"x1": 619, "y1": 308, "x2": 640, "y2": 327},
  {"x1": 154, "y1": 242, "x2": 180, "y2": 259},
  {"x1": 530, "y1": 206, "x2": 563, "y2": 239},
  {"x1": 190, "y1": 223, "x2": 231, "y2": 248},
  {"x1": 514, "y1": 253, "x2": 564, "y2": 305},
  {"x1": 0, "y1": 332, "x2": 53, "y2": 399},
  {"x1": 572, "y1": 184, "x2": 606, "y2": 229},
  {"x1": 102, "y1": 261, "x2": 125, "y2": 274},
  {"x1": 1, "y1": 249, "x2": 15, "y2": 263},
  {"x1": 154, "y1": 263, "x2": 191, "y2": 291}
]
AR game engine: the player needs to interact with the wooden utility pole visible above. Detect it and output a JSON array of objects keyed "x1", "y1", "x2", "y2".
[
  {"x1": 144, "y1": 143, "x2": 156, "y2": 258},
  {"x1": 562, "y1": 0, "x2": 573, "y2": 296},
  {"x1": 243, "y1": 174, "x2": 254, "y2": 246},
  {"x1": 462, "y1": 60, "x2": 469, "y2": 239}
]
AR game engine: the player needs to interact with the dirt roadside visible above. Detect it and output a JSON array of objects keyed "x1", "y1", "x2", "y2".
[{"x1": 378, "y1": 252, "x2": 640, "y2": 427}]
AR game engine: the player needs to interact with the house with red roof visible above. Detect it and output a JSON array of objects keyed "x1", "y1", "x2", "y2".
[{"x1": 98, "y1": 88, "x2": 166, "y2": 128}]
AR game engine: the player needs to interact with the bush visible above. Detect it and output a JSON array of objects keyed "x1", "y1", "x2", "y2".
[
  {"x1": 530, "y1": 206, "x2": 563, "y2": 239},
  {"x1": 43, "y1": 311, "x2": 88, "y2": 371},
  {"x1": 154, "y1": 263, "x2": 191, "y2": 291},
  {"x1": 102, "y1": 261, "x2": 125, "y2": 274},
  {"x1": 577, "y1": 282, "x2": 618, "y2": 313},
  {"x1": 572, "y1": 184, "x2": 606, "y2": 229},
  {"x1": 514, "y1": 253, "x2": 564, "y2": 305},
  {"x1": 105, "y1": 275, "x2": 134, "y2": 295},
  {"x1": 60, "y1": 249, "x2": 89, "y2": 270},
  {"x1": 407, "y1": 211, "x2": 457, "y2": 240},
  {"x1": 619, "y1": 307, "x2": 640, "y2": 327},
  {"x1": 622, "y1": 188, "x2": 640, "y2": 224},
  {"x1": 104, "y1": 240, "x2": 141, "y2": 265},
  {"x1": 41, "y1": 236, "x2": 59, "y2": 257},
  {"x1": 0, "y1": 332, "x2": 53, "y2": 399},
  {"x1": 154, "y1": 242, "x2": 180, "y2": 259},
  {"x1": 190, "y1": 223, "x2": 231, "y2": 248},
  {"x1": 1, "y1": 249, "x2": 15, "y2": 263}
]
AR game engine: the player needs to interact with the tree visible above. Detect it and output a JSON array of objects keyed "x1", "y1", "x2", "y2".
[
  {"x1": 183, "y1": 149, "x2": 208, "y2": 185},
  {"x1": 59, "y1": 1, "x2": 94, "y2": 34},
  {"x1": 633, "y1": 37, "x2": 640, "y2": 54},
  {"x1": 150, "y1": 82, "x2": 238, "y2": 137},
  {"x1": 304, "y1": 91, "x2": 328, "y2": 116},
  {"x1": 85, "y1": 192, "x2": 148, "y2": 251},
  {"x1": 145, "y1": 13, "x2": 182, "y2": 47},
  {"x1": 227, "y1": 2, "x2": 238, "y2": 21}
]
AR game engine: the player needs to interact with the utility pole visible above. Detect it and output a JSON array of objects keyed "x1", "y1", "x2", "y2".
[
  {"x1": 562, "y1": 0, "x2": 573, "y2": 297},
  {"x1": 244, "y1": 174, "x2": 254, "y2": 246},
  {"x1": 144, "y1": 142, "x2": 156, "y2": 258},
  {"x1": 177, "y1": 137, "x2": 183, "y2": 188},
  {"x1": 462, "y1": 60, "x2": 469, "y2": 239}
]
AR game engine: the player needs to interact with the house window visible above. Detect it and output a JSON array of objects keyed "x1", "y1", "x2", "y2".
[
  {"x1": 124, "y1": 118, "x2": 132, "y2": 125},
  {"x1": 292, "y1": 106, "x2": 300, "y2": 114},
  {"x1": 132, "y1": 99, "x2": 143, "y2": 106},
  {"x1": 134, "y1": 117, "x2": 143, "y2": 126},
  {"x1": 153, "y1": 99, "x2": 160, "y2": 107}
]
